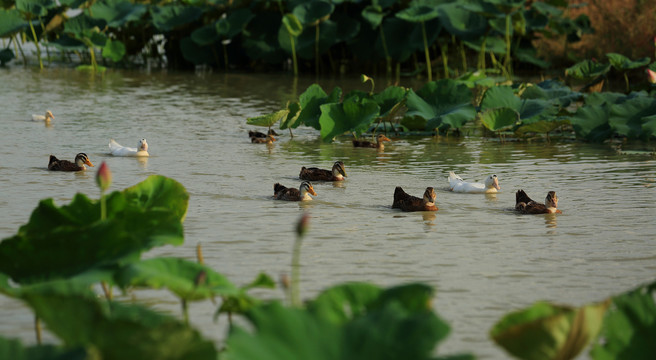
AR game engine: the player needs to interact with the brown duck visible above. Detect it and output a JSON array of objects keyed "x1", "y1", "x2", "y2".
[
  {"x1": 48, "y1": 153, "x2": 94, "y2": 171},
  {"x1": 249, "y1": 129, "x2": 278, "y2": 138},
  {"x1": 392, "y1": 187, "x2": 438, "y2": 212},
  {"x1": 251, "y1": 135, "x2": 276, "y2": 144},
  {"x1": 515, "y1": 190, "x2": 562, "y2": 214},
  {"x1": 299, "y1": 161, "x2": 347, "y2": 181},
  {"x1": 273, "y1": 181, "x2": 317, "y2": 201},
  {"x1": 353, "y1": 134, "x2": 391, "y2": 149}
]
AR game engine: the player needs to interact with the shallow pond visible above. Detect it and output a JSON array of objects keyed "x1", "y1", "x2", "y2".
[{"x1": 1, "y1": 68, "x2": 655, "y2": 359}]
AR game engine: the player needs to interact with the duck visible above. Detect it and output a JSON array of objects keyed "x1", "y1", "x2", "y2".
[
  {"x1": 299, "y1": 161, "x2": 347, "y2": 181},
  {"x1": 251, "y1": 135, "x2": 276, "y2": 144},
  {"x1": 353, "y1": 134, "x2": 391, "y2": 149},
  {"x1": 515, "y1": 190, "x2": 562, "y2": 214},
  {"x1": 273, "y1": 181, "x2": 317, "y2": 201},
  {"x1": 392, "y1": 186, "x2": 438, "y2": 212},
  {"x1": 109, "y1": 138, "x2": 149, "y2": 157},
  {"x1": 448, "y1": 171, "x2": 500, "y2": 193},
  {"x1": 48, "y1": 153, "x2": 94, "y2": 171},
  {"x1": 249, "y1": 129, "x2": 278, "y2": 138},
  {"x1": 32, "y1": 110, "x2": 54, "y2": 123}
]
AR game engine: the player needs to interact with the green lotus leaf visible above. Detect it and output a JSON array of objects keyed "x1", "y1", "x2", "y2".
[
  {"x1": 0, "y1": 175, "x2": 188, "y2": 284},
  {"x1": 89, "y1": 0, "x2": 147, "y2": 28},
  {"x1": 570, "y1": 103, "x2": 613, "y2": 142},
  {"x1": 381, "y1": 17, "x2": 439, "y2": 62},
  {"x1": 280, "y1": 101, "x2": 301, "y2": 130},
  {"x1": 282, "y1": 13, "x2": 302, "y2": 37},
  {"x1": 64, "y1": 13, "x2": 107, "y2": 38},
  {"x1": 464, "y1": 35, "x2": 507, "y2": 55},
  {"x1": 242, "y1": 12, "x2": 286, "y2": 64},
  {"x1": 319, "y1": 96, "x2": 380, "y2": 142},
  {"x1": 215, "y1": 272, "x2": 275, "y2": 317},
  {"x1": 21, "y1": 284, "x2": 216, "y2": 360},
  {"x1": 292, "y1": 0, "x2": 334, "y2": 26},
  {"x1": 400, "y1": 115, "x2": 427, "y2": 131},
  {"x1": 373, "y1": 85, "x2": 407, "y2": 117},
  {"x1": 515, "y1": 119, "x2": 570, "y2": 136},
  {"x1": 0, "y1": 9, "x2": 29, "y2": 37},
  {"x1": 247, "y1": 109, "x2": 289, "y2": 128},
  {"x1": 521, "y1": 80, "x2": 582, "y2": 108},
  {"x1": 515, "y1": 47, "x2": 550, "y2": 69},
  {"x1": 491, "y1": 300, "x2": 608, "y2": 360},
  {"x1": 606, "y1": 53, "x2": 651, "y2": 71},
  {"x1": 590, "y1": 280, "x2": 656, "y2": 359},
  {"x1": 565, "y1": 59, "x2": 611, "y2": 79},
  {"x1": 458, "y1": 0, "x2": 502, "y2": 16},
  {"x1": 641, "y1": 114, "x2": 656, "y2": 139},
  {"x1": 361, "y1": 5, "x2": 384, "y2": 29},
  {"x1": 608, "y1": 94, "x2": 656, "y2": 139},
  {"x1": 296, "y1": 84, "x2": 342, "y2": 130},
  {"x1": 216, "y1": 8, "x2": 255, "y2": 39},
  {"x1": 0, "y1": 336, "x2": 88, "y2": 360},
  {"x1": 479, "y1": 107, "x2": 519, "y2": 132},
  {"x1": 481, "y1": 86, "x2": 559, "y2": 124},
  {"x1": 454, "y1": 71, "x2": 497, "y2": 88},
  {"x1": 191, "y1": 23, "x2": 219, "y2": 46},
  {"x1": 15, "y1": 0, "x2": 54, "y2": 17},
  {"x1": 180, "y1": 36, "x2": 215, "y2": 65},
  {"x1": 114, "y1": 257, "x2": 239, "y2": 301},
  {"x1": 530, "y1": 1, "x2": 563, "y2": 17},
  {"x1": 294, "y1": 19, "x2": 337, "y2": 59},
  {"x1": 584, "y1": 91, "x2": 627, "y2": 106},
  {"x1": 486, "y1": 0, "x2": 526, "y2": 13},
  {"x1": 438, "y1": 3, "x2": 488, "y2": 41},
  {"x1": 405, "y1": 79, "x2": 476, "y2": 131},
  {"x1": 243, "y1": 272, "x2": 276, "y2": 290},
  {"x1": 150, "y1": 5, "x2": 202, "y2": 32},
  {"x1": 396, "y1": 5, "x2": 439, "y2": 23},
  {"x1": 47, "y1": 34, "x2": 86, "y2": 51},
  {"x1": 333, "y1": 13, "x2": 360, "y2": 43},
  {"x1": 102, "y1": 39, "x2": 125, "y2": 62}
]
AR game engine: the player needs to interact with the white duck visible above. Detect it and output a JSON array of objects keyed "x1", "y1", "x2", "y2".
[
  {"x1": 109, "y1": 138, "x2": 149, "y2": 157},
  {"x1": 448, "y1": 171, "x2": 500, "y2": 193},
  {"x1": 32, "y1": 110, "x2": 54, "y2": 123}
]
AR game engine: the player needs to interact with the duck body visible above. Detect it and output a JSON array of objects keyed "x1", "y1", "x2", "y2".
[
  {"x1": 353, "y1": 134, "x2": 391, "y2": 149},
  {"x1": 273, "y1": 181, "x2": 317, "y2": 201},
  {"x1": 48, "y1": 153, "x2": 94, "y2": 171},
  {"x1": 299, "y1": 161, "x2": 347, "y2": 181},
  {"x1": 251, "y1": 135, "x2": 276, "y2": 144},
  {"x1": 109, "y1": 138, "x2": 149, "y2": 157},
  {"x1": 515, "y1": 190, "x2": 562, "y2": 214},
  {"x1": 249, "y1": 129, "x2": 278, "y2": 138},
  {"x1": 448, "y1": 172, "x2": 500, "y2": 193},
  {"x1": 392, "y1": 186, "x2": 438, "y2": 212},
  {"x1": 32, "y1": 111, "x2": 54, "y2": 123}
]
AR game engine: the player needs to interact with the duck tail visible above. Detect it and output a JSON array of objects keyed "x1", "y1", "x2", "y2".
[
  {"x1": 516, "y1": 189, "x2": 532, "y2": 205},
  {"x1": 274, "y1": 183, "x2": 286, "y2": 194},
  {"x1": 48, "y1": 155, "x2": 59, "y2": 165}
]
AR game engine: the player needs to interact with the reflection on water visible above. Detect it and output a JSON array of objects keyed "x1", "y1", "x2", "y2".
[{"x1": 1, "y1": 68, "x2": 655, "y2": 359}]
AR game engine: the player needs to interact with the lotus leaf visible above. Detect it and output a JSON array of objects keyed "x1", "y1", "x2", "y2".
[
  {"x1": 102, "y1": 39, "x2": 126, "y2": 62},
  {"x1": 361, "y1": 5, "x2": 384, "y2": 29},
  {"x1": 333, "y1": 13, "x2": 360, "y2": 43},
  {"x1": 15, "y1": 0, "x2": 54, "y2": 17},
  {"x1": 247, "y1": 109, "x2": 289, "y2": 128},
  {"x1": 405, "y1": 79, "x2": 476, "y2": 131},
  {"x1": 530, "y1": 1, "x2": 563, "y2": 17},
  {"x1": 491, "y1": 300, "x2": 608, "y2": 360},
  {"x1": 114, "y1": 257, "x2": 239, "y2": 301},
  {"x1": 400, "y1": 115, "x2": 428, "y2": 131},
  {"x1": 0, "y1": 48, "x2": 14, "y2": 66},
  {"x1": 515, "y1": 47, "x2": 550, "y2": 68},
  {"x1": 486, "y1": 0, "x2": 527, "y2": 12},
  {"x1": 280, "y1": 102, "x2": 301, "y2": 130},
  {"x1": 282, "y1": 13, "x2": 302, "y2": 37},
  {"x1": 455, "y1": 71, "x2": 497, "y2": 88},
  {"x1": 464, "y1": 36, "x2": 506, "y2": 55},
  {"x1": 216, "y1": 8, "x2": 255, "y2": 39},
  {"x1": 584, "y1": 92, "x2": 627, "y2": 107},
  {"x1": 479, "y1": 107, "x2": 519, "y2": 131},
  {"x1": 64, "y1": 13, "x2": 107, "y2": 39},
  {"x1": 523, "y1": 7, "x2": 548, "y2": 31},
  {"x1": 191, "y1": 23, "x2": 219, "y2": 46},
  {"x1": 590, "y1": 280, "x2": 656, "y2": 359},
  {"x1": 215, "y1": 272, "x2": 275, "y2": 316},
  {"x1": 481, "y1": 86, "x2": 559, "y2": 124},
  {"x1": 606, "y1": 53, "x2": 650, "y2": 71},
  {"x1": 346, "y1": 21, "x2": 379, "y2": 61},
  {"x1": 380, "y1": 17, "x2": 439, "y2": 62},
  {"x1": 0, "y1": 336, "x2": 87, "y2": 360},
  {"x1": 0, "y1": 9, "x2": 28, "y2": 37},
  {"x1": 0, "y1": 175, "x2": 188, "y2": 284},
  {"x1": 180, "y1": 36, "x2": 215, "y2": 65},
  {"x1": 521, "y1": 80, "x2": 582, "y2": 108},
  {"x1": 47, "y1": 34, "x2": 87, "y2": 51},
  {"x1": 641, "y1": 114, "x2": 656, "y2": 139},
  {"x1": 242, "y1": 12, "x2": 286, "y2": 64},
  {"x1": 89, "y1": 0, "x2": 147, "y2": 28},
  {"x1": 570, "y1": 103, "x2": 613, "y2": 142},
  {"x1": 565, "y1": 59, "x2": 611, "y2": 79},
  {"x1": 373, "y1": 85, "x2": 407, "y2": 117},
  {"x1": 395, "y1": 5, "x2": 440, "y2": 23},
  {"x1": 319, "y1": 96, "x2": 380, "y2": 142},
  {"x1": 438, "y1": 3, "x2": 488, "y2": 41},
  {"x1": 150, "y1": 5, "x2": 203, "y2": 32},
  {"x1": 296, "y1": 84, "x2": 342, "y2": 130},
  {"x1": 608, "y1": 95, "x2": 656, "y2": 139},
  {"x1": 292, "y1": 1, "x2": 334, "y2": 26},
  {"x1": 515, "y1": 119, "x2": 569, "y2": 136},
  {"x1": 294, "y1": 19, "x2": 338, "y2": 59}
]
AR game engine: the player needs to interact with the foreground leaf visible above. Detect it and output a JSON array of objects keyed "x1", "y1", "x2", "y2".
[
  {"x1": 405, "y1": 79, "x2": 476, "y2": 131},
  {"x1": 319, "y1": 96, "x2": 380, "y2": 142}
]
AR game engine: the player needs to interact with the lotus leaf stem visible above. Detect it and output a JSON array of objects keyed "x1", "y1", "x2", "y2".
[
  {"x1": 182, "y1": 299, "x2": 189, "y2": 325},
  {"x1": 420, "y1": 21, "x2": 432, "y2": 81},
  {"x1": 27, "y1": 16, "x2": 43, "y2": 69},
  {"x1": 291, "y1": 232, "x2": 304, "y2": 307},
  {"x1": 315, "y1": 25, "x2": 320, "y2": 75},
  {"x1": 35, "y1": 316, "x2": 42, "y2": 344},
  {"x1": 623, "y1": 73, "x2": 630, "y2": 93},
  {"x1": 440, "y1": 42, "x2": 448, "y2": 79},
  {"x1": 379, "y1": 26, "x2": 392, "y2": 77},
  {"x1": 504, "y1": 14, "x2": 512, "y2": 80},
  {"x1": 196, "y1": 242, "x2": 204, "y2": 264},
  {"x1": 289, "y1": 35, "x2": 298, "y2": 76}
]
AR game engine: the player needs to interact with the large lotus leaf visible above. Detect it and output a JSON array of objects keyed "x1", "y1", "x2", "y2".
[
  {"x1": 380, "y1": 17, "x2": 439, "y2": 62},
  {"x1": 0, "y1": 336, "x2": 87, "y2": 360},
  {"x1": 319, "y1": 96, "x2": 380, "y2": 142},
  {"x1": 242, "y1": 12, "x2": 286, "y2": 64},
  {"x1": 523, "y1": 7, "x2": 548, "y2": 31},
  {"x1": 281, "y1": 13, "x2": 302, "y2": 37},
  {"x1": 458, "y1": 0, "x2": 502, "y2": 16},
  {"x1": 306, "y1": 282, "x2": 382, "y2": 324},
  {"x1": 373, "y1": 85, "x2": 407, "y2": 117},
  {"x1": 584, "y1": 92, "x2": 627, "y2": 106},
  {"x1": 190, "y1": 23, "x2": 219, "y2": 46},
  {"x1": 480, "y1": 107, "x2": 519, "y2": 131},
  {"x1": 438, "y1": 3, "x2": 487, "y2": 40},
  {"x1": 216, "y1": 272, "x2": 275, "y2": 316},
  {"x1": 0, "y1": 175, "x2": 188, "y2": 284},
  {"x1": 21, "y1": 283, "x2": 216, "y2": 360},
  {"x1": 606, "y1": 53, "x2": 651, "y2": 71},
  {"x1": 295, "y1": 19, "x2": 338, "y2": 59},
  {"x1": 150, "y1": 5, "x2": 202, "y2": 32},
  {"x1": 247, "y1": 109, "x2": 289, "y2": 128},
  {"x1": 486, "y1": 0, "x2": 526, "y2": 12},
  {"x1": 608, "y1": 95, "x2": 656, "y2": 139},
  {"x1": 361, "y1": 5, "x2": 384, "y2": 29},
  {"x1": 565, "y1": 59, "x2": 611, "y2": 79},
  {"x1": 296, "y1": 84, "x2": 342, "y2": 130},
  {"x1": 590, "y1": 281, "x2": 656, "y2": 359},
  {"x1": 521, "y1": 80, "x2": 582, "y2": 108},
  {"x1": 292, "y1": 0, "x2": 334, "y2": 26},
  {"x1": 491, "y1": 301, "x2": 608, "y2": 360},
  {"x1": 217, "y1": 8, "x2": 255, "y2": 39},
  {"x1": 515, "y1": 119, "x2": 570, "y2": 136},
  {"x1": 396, "y1": 5, "x2": 439, "y2": 23},
  {"x1": 455, "y1": 70, "x2": 497, "y2": 88},
  {"x1": 179, "y1": 36, "x2": 215, "y2": 65},
  {"x1": 114, "y1": 257, "x2": 239, "y2": 301},
  {"x1": 570, "y1": 103, "x2": 613, "y2": 142},
  {"x1": 641, "y1": 114, "x2": 656, "y2": 139},
  {"x1": 280, "y1": 101, "x2": 301, "y2": 130},
  {"x1": 0, "y1": 9, "x2": 28, "y2": 37},
  {"x1": 333, "y1": 13, "x2": 360, "y2": 43},
  {"x1": 481, "y1": 86, "x2": 559, "y2": 124},
  {"x1": 405, "y1": 79, "x2": 476, "y2": 131},
  {"x1": 464, "y1": 35, "x2": 506, "y2": 55},
  {"x1": 102, "y1": 39, "x2": 125, "y2": 61},
  {"x1": 530, "y1": 1, "x2": 563, "y2": 17},
  {"x1": 47, "y1": 34, "x2": 86, "y2": 51},
  {"x1": 16, "y1": 0, "x2": 54, "y2": 17},
  {"x1": 89, "y1": 0, "x2": 147, "y2": 28},
  {"x1": 64, "y1": 13, "x2": 106, "y2": 38}
]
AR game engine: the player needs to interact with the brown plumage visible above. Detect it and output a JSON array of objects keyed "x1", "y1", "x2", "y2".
[
  {"x1": 353, "y1": 134, "x2": 391, "y2": 149},
  {"x1": 251, "y1": 135, "x2": 276, "y2": 144},
  {"x1": 48, "y1": 153, "x2": 94, "y2": 171},
  {"x1": 515, "y1": 190, "x2": 562, "y2": 214},
  {"x1": 273, "y1": 181, "x2": 317, "y2": 201},
  {"x1": 392, "y1": 187, "x2": 438, "y2": 212},
  {"x1": 249, "y1": 129, "x2": 278, "y2": 138},
  {"x1": 299, "y1": 161, "x2": 347, "y2": 181}
]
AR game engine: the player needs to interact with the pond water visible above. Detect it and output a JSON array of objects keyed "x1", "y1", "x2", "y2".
[{"x1": 1, "y1": 68, "x2": 655, "y2": 359}]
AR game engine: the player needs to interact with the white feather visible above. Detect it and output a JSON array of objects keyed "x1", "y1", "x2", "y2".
[
  {"x1": 109, "y1": 138, "x2": 149, "y2": 157},
  {"x1": 448, "y1": 171, "x2": 500, "y2": 193}
]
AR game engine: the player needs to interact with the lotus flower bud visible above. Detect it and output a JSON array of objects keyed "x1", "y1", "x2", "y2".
[
  {"x1": 95, "y1": 161, "x2": 112, "y2": 191},
  {"x1": 647, "y1": 69, "x2": 656, "y2": 84},
  {"x1": 295, "y1": 212, "x2": 310, "y2": 238}
]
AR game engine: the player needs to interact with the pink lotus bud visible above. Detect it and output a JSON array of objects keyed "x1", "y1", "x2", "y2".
[
  {"x1": 295, "y1": 212, "x2": 310, "y2": 237},
  {"x1": 95, "y1": 161, "x2": 112, "y2": 191},
  {"x1": 647, "y1": 69, "x2": 656, "y2": 84}
]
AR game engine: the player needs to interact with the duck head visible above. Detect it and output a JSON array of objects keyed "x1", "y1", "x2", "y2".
[
  {"x1": 45, "y1": 110, "x2": 54, "y2": 122},
  {"x1": 75, "y1": 153, "x2": 94, "y2": 168},
  {"x1": 545, "y1": 191, "x2": 558, "y2": 208},
  {"x1": 300, "y1": 181, "x2": 317, "y2": 199},
  {"x1": 332, "y1": 161, "x2": 347, "y2": 179},
  {"x1": 376, "y1": 134, "x2": 391, "y2": 143},
  {"x1": 485, "y1": 174, "x2": 501, "y2": 190},
  {"x1": 423, "y1": 187, "x2": 437, "y2": 205},
  {"x1": 139, "y1": 138, "x2": 148, "y2": 152}
]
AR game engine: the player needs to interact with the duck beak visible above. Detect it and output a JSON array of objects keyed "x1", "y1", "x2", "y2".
[
  {"x1": 86, "y1": 160, "x2": 94, "y2": 167},
  {"x1": 381, "y1": 135, "x2": 391, "y2": 142},
  {"x1": 309, "y1": 187, "x2": 317, "y2": 196},
  {"x1": 493, "y1": 177, "x2": 500, "y2": 190}
]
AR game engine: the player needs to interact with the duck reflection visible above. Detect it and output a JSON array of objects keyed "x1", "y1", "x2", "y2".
[
  {"x1": 545, "y1": 213, "x2": 558, "y2": 230},
  {"x1": 137, "y1": 156, "x2": 148, "y2": 168},
  {"x1": 422, "y1": 212, "x2": 436, "y2": 224}
]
